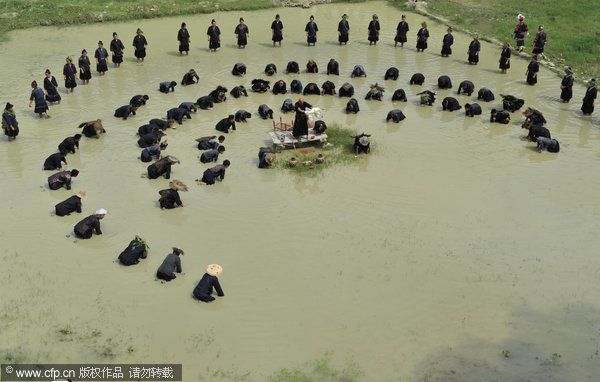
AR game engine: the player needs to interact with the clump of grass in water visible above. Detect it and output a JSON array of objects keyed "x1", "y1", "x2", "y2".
[
  {"x1": 268, "y1": 353, "x2": 363, "y2": 382},
  {"x1": 273, "y1": 124, "x2": 369, "y2": 176}
]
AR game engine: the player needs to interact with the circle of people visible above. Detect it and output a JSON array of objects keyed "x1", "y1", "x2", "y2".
[{"x1": 2, "y1": 12, "x2": 598, "y2": 303}]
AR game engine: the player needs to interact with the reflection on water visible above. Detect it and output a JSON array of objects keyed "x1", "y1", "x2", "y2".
[{"x1": 1, "y1": 2, "x2": 600, "y2": 381}]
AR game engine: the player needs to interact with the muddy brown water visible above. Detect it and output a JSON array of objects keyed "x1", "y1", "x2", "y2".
[{"x1": 1, "y1": 2, "x2": 600, "y2": 381}]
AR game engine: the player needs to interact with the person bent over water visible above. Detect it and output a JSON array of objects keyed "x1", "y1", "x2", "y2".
[
  {"x1": 457, "y1": 80, "x2": 474, "y2": 96},
  {"x1": 159, "y1": 180, "x2": 188, "y2": 209},
  {"x1": 410, "y1": 73, "x2": 425, "y2": 85},
  {"x1": 352, "y1": 133, "x2": 370, "y2": 155},
  {"x1": 235, "y1": 110, "x2": 251, "y2": 122},
  {"x1": 114, "y1": 104, "x2": 137, "y2": 120},
  {"x1": 386, "y1": 110, "x2": 405, "y2": 123},
  {"x1": 392, "y1": 89, "x2": 407, "y2": 102},
  {"x1": 141, "y1": 141, "x2": 168, "y2": 162},
  {"x1": 286, "y1": 61, "x2": 300, "y2": 75},
  {"x1": 29, "y1": 81, "x2": 49, "y2": 118},
  {"x1": 231, "y1": 63, "x2": 246, "y2": 77},
  {"x1": 281, "y1": 98, "x2": 294, "y2": 113},
  {"x1": 48, "y1": 169, "x2": 79, "y2": 190},
  {"x1": 193, "y1": 264, "x2": 224, "y2": 302},
  {"x1": 258, "y1": 104, "x2": 274, "y2": 119},
  {"x1": 198, "y1": 160, "x2": 230, "y2": 185},
  {"x1": 74, "y1": 208, "x2": 106, "y2": 239},
  {"x1": 159, "y1": 81, "x2": 177, "y2": 93},
  {"x1": 44, "y1": 151, "x2": 67, "y2": 171},
  {"x1": 118, "y1": 235, "x2": 149, "y2": 266},
  {"x1": 200, "y1": 146, "x2": 225, "y2": 163},
  {"x1": 55, "y1": 190, "x2": 86, "y2": 216},
  {"x1": 303, "y1": 83, "x2": 320, "y2": 96},
  {"x1": 59, "y1": 134, "x2": 81, "y2": 154},
  {"x1": 272, "y1": 80, "x2": 287, "y2": 95},
  {"x1": 209, "y1": 86, "x2": 228, "y2": 102},
  {"x1": 339, "y1": 83, "x2": 354, "y2": 97},
  {"x1": 437, "y1": 75, "x2": 452, "y2": 89},
  {"x1": 306, "y1": 59, "x2": 318, "y2": 73},
  {"x1": 157, "y1": 247, "x2": 184, "y2": 281},
  {"x1": 464, "y1": 103, "x2": 482, "y2": 117},
  {"x1": 179, "y1": 102, "x2": 198, "y2": 114},
  {"x1": 477, "y1": 88, "x2": 495, "y2": 102},
  {"x1": 346, "y1": 98, "x2": 359, "y2": 113},
  {"x1": 501, "y1": 94, "x2": 524, "y2": 112},
  {"x1": 442, "y1": 97, "x2": 461, "y2": 111},
  {"x1": 147, "y1": 155, "x2": 179, "y2": 179},
  {"x1": 365, "y1": 84, "x2": 384, "y2": 101},
  {"x1": 215, "y1": 115, "x2": 236, "y2": 133},
  {"x1": 327, "y1": 59, "x2": 339, "y2": 75},
  {"x1": 181, "y1": 69, "x2": 199, "y2": 85},
  {"x1": 321, "y1": 81, "x2": 335, "y2": 96},
  {"x1": 290, "y1": 80, "x2": 303, "y2": 94},
  {"x1": 418, "y1": 91, "x2": 436, "y2": 106},
  {"x1": 2, "y1": 103, "x2": 19, "y2": 141},
  {"x1": 265, "y1": 63, "x2": 277, "y2": 76},
  {"x1": 167, "y1": 107, "x2": 191, "y2": 125},
  {"x1": 258, "y1": 147, "x2": 276, "y2": 168},
  {"x1": 490, "y1": 109, "x2": 511, "y2": 124},
  {"x1": 385, "y1": 67, "x2": 399, "y2": 80},
  {"x1": 351, "y1": 65, "x2": 366, "y2": 78},
  {"x1": 196, "y1": 96, "x2": 214, "y2": 110},
  {"x1": 230, "y1": 85, "x2": 248, "y2": 98},
  {"x1": 537, "y1": 136, "x2": 560, "y2": 153},
  {"x1": 78, "y1": 119, "x2": 105, "y2": 138},
  {"x1": 196, "y1": 135, "x2": 225, "y2": 150},
  {"x1": 130, "y1": 94, "x2": 149, "y2": 108}
]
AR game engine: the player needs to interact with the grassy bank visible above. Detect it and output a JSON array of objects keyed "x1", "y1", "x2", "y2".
[
  {"x1": 396, "y1": 0, "x2": 600, "y2": 80},
  {"x1": 273, "y1": 124, "x2": 366, "y2": 176},
  {"x1": 0, "y1": 0, "x2": 275, "y2": 36}
]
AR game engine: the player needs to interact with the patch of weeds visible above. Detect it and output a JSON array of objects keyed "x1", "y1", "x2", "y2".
[
  {"x1": 268, "y1": 353, "x2": 363, "y2": 382},
  {"x1": 96, "y1": 338, "x2": 118, "y2": 359},
  {"x1": 537, "y1": 352, "x2": 562, "y2": 366}
]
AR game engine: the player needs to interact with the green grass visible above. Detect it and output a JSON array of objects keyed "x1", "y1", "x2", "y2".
[
  {"x1": 396, "y1": 0, "x2": 600, "y2": 80},
  {"x1": 272, "y1": 124, "x2": 366, "y2": 176},
  {"x1": 0, "y1": 0, "x2": 275, "y2": 37},
  {"x1": 269, "y1": 353, "x2": 362, "y2": 382}
]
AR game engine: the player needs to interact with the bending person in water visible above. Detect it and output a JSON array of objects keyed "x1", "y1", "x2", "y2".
[
  {"x1": 48, "y1": 169, "x2": 79, "y2": 190},
  {"x1": 158, "y1": 180, "x2": 187, "y2": 209},
  {"x1": 74, "y1": 208, "x2": 106, "y2": 239},
  {"x1": 193, "y1": 264, "x2": 224, "y2": 302},
  {"x1": 200, "y1": 146, "x2": 225, "y2": 163},
  {"x1": 141, "y1": 141, "x2": 168, "y2": 162},
  {"x1": 147, "y1": 155, "x2": 179, "y2": 179},
  {"x1": 157, "y1": 247, "x2": 184, "y2": 281},
  {"x1": 197, "y1": 160, "x2": 230, "y2": 185},
  {"x1": 55, "y1": 190, "x2": 86, "y2": 217},
  {"x1": 118, "y1": 235, "x2": 149, "y2": 266},
  {"x1": 58, "y1": 134, "x2": 81, "y2": 154},
  {"x1": 78, "y1": 119, "x2": 105, "y2": 138},
  {"x1": 43, "y1": 151, "x2": 67, "y2": 171}
]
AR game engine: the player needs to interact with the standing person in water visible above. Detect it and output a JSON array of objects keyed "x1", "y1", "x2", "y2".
[
  {"x1": 95, "y1": 41, "x2": 109, "y2": 76},
  {"x1": 271, "y1": 14, "x2": 283, "y2": 47},
  {"x1": 29, "y1": 81, "x2": 49, "y2": 118},
  {"x1": 156, "y1": 247, "x2": 184, "y2": 282},
  {"x1": 305, "y1": 15, "x2": 318, "y2": 46},
  {"x1": 468, "y1": 35, "x2": 480, "y2": 65},
  {"x1": 395, "y1": 14, "x2": 409, "y2": 47},
  {"x1": 416, "y1": 21, "x2": 429, "y2": 52},
  {"x1": 513, "y1": 14, "x2": 529, "y2": 53},
  {"x1": 338, "y1": 14, "x2": 349, "y2": 45},
  {"x1": 193, "y1": 264, "x2": 224, "y2": 302},
  {"x1": 178, "y1": 22, "x2": 190, "y2": 56},
  {"x1": 110, "y1": 32, "x2": 125, "y2": 68},
  {"x1": 235, "y1": 17, "x2": 249, "y2": 48},
  {"x1": 499, "y1": 41, "x2": 511, "y2": 74},
  {"x1": 367, "y1": 14, "x2": 380, "y2": 45},
  {"x1": 526, "y1": 55, "x2": 539, "y2": 85},
  {"x1": 560, "y1": 67, "x2": 574, "y2": 103},
  {"x1": 63, "y1": 57, "x2": 78, "y2": 93},
  {"x1": 78, "y1": 49, "x2": 91, "y2": 85},
  {"x1": 43, "y1": 69, "x2": 61, "y2": 104},
  {"x1": 441, "y1": 27, "x2": 453, "y2": 57},
  {"x1": 207, "y1": 19, "x2": 221, "y2": 52},
  {"x1": 581, "y1": 78, "x2": 597, "y2": 115},
  {"x1": 133, "y1": 28, "x2": 148, "y2": 62},
  {"x1": 2, "y1": 103, "x2": 19, "y2": 142}
]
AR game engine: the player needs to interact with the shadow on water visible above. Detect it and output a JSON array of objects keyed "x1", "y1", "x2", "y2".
[{"x1": 414, "y1": 304, "x2": 600, "y2": 382}]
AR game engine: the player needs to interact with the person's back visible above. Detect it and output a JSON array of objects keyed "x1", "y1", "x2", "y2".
[
  {"x1": 193, "y1": 273, "x2": 224, "y2": 302},
  {"x1": 157, "y1": 250, "x2": 183, "y2": 281},
  {"x1": 118, "y1": 236, "x2": 148, "y2": 266},
  {"x1": 529, "y1": 124, "x2": 551, "y2": 141},
  {"x1": 55, "y1": 194, "x2": 82, "y2": 216}
]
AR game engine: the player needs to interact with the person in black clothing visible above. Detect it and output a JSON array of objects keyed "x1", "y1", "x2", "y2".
[
  {"x1": 416, "y1": 22, "x2": 429, "y2": 52},
  {"x1": 44, "y1": 151, "x2": 67, "y2": 171},
  {"x1": 179, "y1": 102, "x2": 198, "y2": 113},
  {"x1": 410, "y1": 73, "x2": 425, "y2": 85},
  {"x1": 43, "y1": 69, "x2": 61, "y2": 104},
  {"x1": 148, "y1": 118, "x2": 174, "y2": 131},
  {"x1": 138, "y1": 130, "x2": 165, "y2": 148},
  {"x1": 110, "y1": 32, "x2": 125, "y2": 67},
  {"x1": 468, "y1": 35, "x2": 480, "y2": 64},
  {"x1": 215, "y1": 115, "x2": 236, "y2": 133},
  {"x1": 118, "y1": 236, "x2": 149, "y2": 266},
  {"x1": 441, "y1": 27, "x2": 454, "y2": 57},
  {"x1": 526, "y1": 55, "x2": 539, "y2": 85},
  {"x1": 141, "y1": 141, "x2": 168, "y2": 162},
  {"x1": 230, "y1": 85, "x2": 248, "y2": 98},
  {"x1": 272, "y1": 80, "x2": 287, "y2": 94},
  {"x1": 55, "y1": 190, "x2": 85, "y2": 216},
  {"x1": 132, "y1": 28, "x2": 148, "y2": 63},
  {"x1": 327, "y1": 59, "x2": 339, "y2": 75},
  {"x1": 231, "y1": 63, "x2": 246, "y2": 77},
  {"x1": 207, "y1": 19, "x2": 221, "y2": 52},
  {"x1": 196, "y1": 135, "x2": 225, "y2": 150},
  {"x1": 159, "y1": 180, "x2": 187, "y2": 209},
  {"x1": 58, "y1": 134, "x2": 82, "y2": 154},
  {"x1": 532, "y1": 25, "x2": 547, "y2": 56},
  {"x1": 208, "y1": 86, "x2": 228, "y2": 103},
  {"x1": 305, "y1": 16, "x2": 318, "y2": 46},
  {"x1": 148, "y1": 155, "x2": 179, "y2": 179},
  {"x1": 501, "y1": 94, "x2": 524, "y2": 112},
  {"x1": 198, "y1": 160, "x2": 230, "y2": 185},
  {"x1": 438, "y1": 75, "x2": 452, "y2": 89},
  {"x1": 48, "y1": 169, "x2": 79, "y2": 190},
  {"x1": 235, "y1": 18, "x2": 249, "y2": 48},
  {"x1": 258, "y1": 147, "x2": 276, "y2": 168},
  {"x1": 130, "y1": 94, "x2": 149, "y2": 108},
  {"x1": 157, "y1": 248, "x2": 184, "y2": 281},
  {"x1": 338, "y1": 14, "x2": 349, "y2": 45},
  {"x1": 313, "y1": 120, "x2": 327, "y2": 134},
  {"x1": 114, "y1": 105, "x2": 137, "y2": 120},
  {"x1": 321, "y1": 81, "x2": 335, "y2": 96},
  {"x1": 392, "y1": 89, "x2": 407, "y2": 102},
  {"x1": 78, "y1": 119, "x2": 105, "y2": 138},
  {"x1": 418, "y1": 90, "x2": 436, "y2": 106},
  {"x1": 200, "y1": 146, "x2": 225, "y2": 163},
  {"x1": 74, "y1": 209, "x2": 106, "y2": 239},
  {"x1": 351, "y1": 65, "x2": 366, "y2": 78},
  {"x1": 265, "y1": 63, "x2": 277, "y2": 76},
  {"x1": 166, "y1": 107, "x2": 191, "y2": 125},
  {"x1": 346, "y1": 98, "x2": 359, "y2": 113},
  {"x1": 457, "y1": 80, "x2": 474, "y2": 96},
  {"x1": 352, "y1": 133, "x2": 370, "y2": 155},
  {"x1": 499, "y1": 41, "x2": 511, "y2": 74},
  {"x1": 281, "y1": 98, "x2": 294, "y2": 113},
  {"x1": 292, "y1": 98, "x2": 312, "y2": 138},
  {"x1": 181, "y1": 69, "x2": 199, "y2": 85},
  {"x1": 271, "y1": 14, "x2": 283, "y2": 47},
  {"x1": 395, "y1": 14, "x2": 409, "y2": 47},
  {"x1": 286, "y1": 61, "x2": 300, "y2": 75},
  {"x1": 235, "y1": 110, "x2": 251, "y2": 122},
  {"x1": 258, "y1": 104, "x2": 274, "y2": 119},
  {"x1": 339, "y1": 83, "x2": 354, "y2": 97},
  {"x1": 385, "y1": 67, "x2": 399, "y2": 80},
  {"x1": 159, "y1": 81, "x2": 177, "y2": 93},
  {"x1": 560, "y1": 67, "x2": 574, "y2": 103},
  {"x1": 477, "y1": 88, "x2": 495, "y2": 102},
  {"x1": 386, "y1": 109, "x2": 405, "y2": 123},
  {"x1": 290, "y1": 80, "x2": 303, "y2": 94},
  {"x1": 306, "y1": 59, "x2": 318, "y2": 73},
  {"x1": 490, "y1": 109, "x2": 510, "y2": 124},
  {"x1": 303, "y1": 83, "x2": 320, "y2": 96},
  {"x1": 464, "y1": 103, "x2": 482, "y2": 117},
  {"x1": 581, "y1": 79, "x2": 597, "y2": 115},
  {"x1": 365, "y1": 84, "x2": 384, "y2": 101},
  {"x1": 523, "y1": 122, "x2": 551, "y2": 142},
  {"x1": 368, "y1": 14, "x2": 380, "y2": 45},
  {"x1": 442, "y1": 97, "x2": 461, "y2": 111},
  {"x1": 513, "y1": 15, "x2": 529, "y2": 53},
  {"x1": 178, "y1": 22, "x2": 190, "y2": 56},
  {"x1": 193, "y1": 96, "x2": 212, "y2": 111},
  {"x1": 193, "y1": 264, "x2": 224, "y2": 302}
]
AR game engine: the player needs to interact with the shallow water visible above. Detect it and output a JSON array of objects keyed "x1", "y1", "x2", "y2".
[{"x1": 1, "y1": 2, "x2": 600, "y2": 381}]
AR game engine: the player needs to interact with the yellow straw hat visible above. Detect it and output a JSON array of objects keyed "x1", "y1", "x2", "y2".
[{"x1": 206, "y1": 264, "x2": 223, "y2": 276}]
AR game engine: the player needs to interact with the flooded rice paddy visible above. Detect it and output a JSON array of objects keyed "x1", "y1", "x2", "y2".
[{"x1": 1, "y1": 1, "x2": 600, "y2": 381}]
